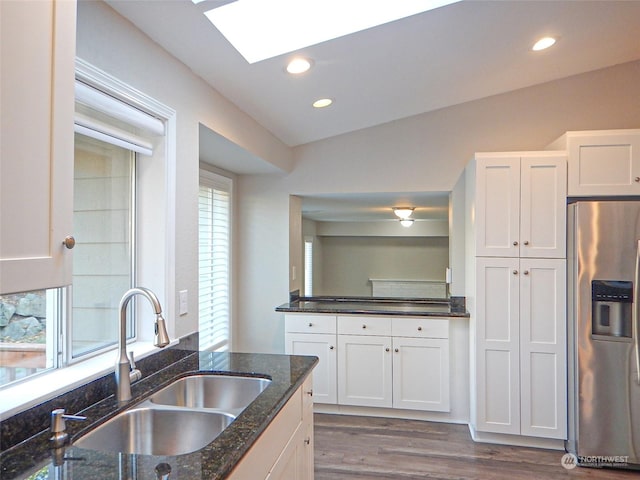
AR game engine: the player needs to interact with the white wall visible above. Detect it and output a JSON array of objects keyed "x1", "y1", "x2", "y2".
[
  {"x1": 237, "y1": 61, "x2": 640, "y2": 353},
  {"x1": 76, "y1": 1, "x2": 292, "y2": 340}
]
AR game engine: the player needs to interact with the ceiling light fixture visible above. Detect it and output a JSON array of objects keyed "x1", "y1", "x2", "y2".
[
  {"x1": 313, "y1": 98, "x2": 333, "y2": 108},
  {"x1": 400, "y1": 219, "x2": 415, "y2": 227},
  {"x1": 532, "y1": 36, "x2": 557, "y2": 51},
  {"x1": 203, "y1": 0, "x2": 462, "y2": 63},
  {"x1": 393, "y1": 207, "x2": 414, "y2": 219},
  {"x1": 286, "y1": 58, "x2": 312, "y2": 74}
]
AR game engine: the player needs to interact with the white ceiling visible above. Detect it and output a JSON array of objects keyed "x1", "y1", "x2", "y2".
[
  {"x1": 104, "y1": 0, "x2": 640, "y2": 222},
  {"x1": 106, "y1": 0, "x2": 640, "y2": 148}
]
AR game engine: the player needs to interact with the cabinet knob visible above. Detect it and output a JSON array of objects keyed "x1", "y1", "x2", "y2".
[
  {"x1": 385, "y1": 347, "x2": 390, "y2": 352},
  {"x1": 417, "y1": 326, "x2": 423, "y2": 331},
  {"x1": 513, "y1": 241, "x2": 518, "y2": 246},
  {"x1": 513, "y1": 270, "x2": 518, "y2": 275},
  {"x1": 394, "y1": 348, "x2": 399, "y2": 353},
  {"x1": 523, "y1": 270, "x2": 530, "y2": 275},
  {"x1": 306, "y1": 389, "x2": 313, "y2": 397},
  {"x1": 362, "y1": 324, "x2": 367, "y2": 329},
  {"x1": 635, "y1": 177, "x2": 640, "y2": 183},
  {"x1": 523, "y1": 241, "x2": 529, "y2": 246},
  {"x1": 329, "y1": 345, "x2": 334, "y2": 350},
  {"x1": 308, "y1": 323, "x2": 313, "y2": 327},
  {"x1": 304, "y1": 438, "x2": 311, "y2": 445},
  {"x1": 62, "y1": 236, "x2": 76, "y2": 249}
]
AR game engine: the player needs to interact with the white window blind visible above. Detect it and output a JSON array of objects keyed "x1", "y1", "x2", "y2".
[
  {"x1": 199, "y1": 171, "x2": 232, "y2": 351},
  {"x1": 74, "y1": 80, "x2": 163, "y2": 156},
  {"x1": 304, "y1": 239, "x2": 313, "y2": 296}
]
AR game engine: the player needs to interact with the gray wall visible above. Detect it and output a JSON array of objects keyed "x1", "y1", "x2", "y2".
[{"x1": 316, "y1": 236, "x2": 449, "y2": 296}]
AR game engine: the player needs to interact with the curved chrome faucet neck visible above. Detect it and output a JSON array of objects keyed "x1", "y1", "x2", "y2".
[{"x1": 116, "y1": 287, "x2": 170, "y2": 403}]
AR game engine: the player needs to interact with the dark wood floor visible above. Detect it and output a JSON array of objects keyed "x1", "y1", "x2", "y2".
[{"x1": 314, "y1": 414, "x2": 640, "y2": 479}]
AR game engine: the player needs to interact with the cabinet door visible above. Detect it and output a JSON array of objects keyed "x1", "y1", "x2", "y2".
[
  {"x1": 475, "y1": 257, "x2": 521, "y2": 435},
  {"x1": 519, "y1": 259, "x2": 567, "y2": 439},
  {"x1": 286, "y1": 333, "x2": 337, "y2": 404},
  {"x1": 301, "y1": 377, "x2": 314, "y2": 480},
  {"x1": 392, "y1": 337, "x2": 450, "y2": 412},
  {"x1": 520, "y1": 155, "x2": 567, "y2": 258},
  {"x1": 266, "y1": 423, "x2": 306, "y2": 480},
  {"x1": 566, "y1": 131, "x2": 640, "y2": 196},
  {"x1": 338, "y1": 335, "x2": 392, "y2": 408},
  {"x1": 0, "y1": 0, "x2": 76, "y2": 294},
  {"x1": 475, "y1": 156, "x2": 521, "y2": 257}
]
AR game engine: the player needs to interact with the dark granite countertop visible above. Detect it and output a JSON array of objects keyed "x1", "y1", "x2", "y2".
[
  {"x1": 0, "y1": 351, "x2": 318, "y2": 480},
  {"x1": 276, "y1": 296, "x2": 469, "y2": 318}
]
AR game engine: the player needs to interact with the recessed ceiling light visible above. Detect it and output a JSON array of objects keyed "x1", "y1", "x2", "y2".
[
  {"x1": 286, "y1": 58, "x2": 312, "y2": 74},
  {"x1": 532, "y1": 36, "x2": 557, "y2": 51},
  {"x1": 204, "y1": 0, "x2": 462, "y2": 63},
  {"x1": 313, "y1": 98, "x2": 333, "y2": 108}
]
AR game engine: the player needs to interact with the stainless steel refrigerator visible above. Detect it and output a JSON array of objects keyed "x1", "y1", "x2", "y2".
[{"x1": 568, "y1": 200, "x2": 640, "y2": 469}]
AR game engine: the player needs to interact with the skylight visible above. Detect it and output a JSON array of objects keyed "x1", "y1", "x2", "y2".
[{"x1": 202, "y1": 0, "x2": 461, "y2": 63}]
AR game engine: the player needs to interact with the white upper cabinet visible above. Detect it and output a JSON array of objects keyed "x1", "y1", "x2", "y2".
[
  {"x1": 0, "y1": 0, "x2": 76, "y2": 294},
  {"x1": 475, "y1": 152, "x2": 567, "y2": 259},
  {"x1": 548, "y1": 129, "x2": 640, "y2": 197}
]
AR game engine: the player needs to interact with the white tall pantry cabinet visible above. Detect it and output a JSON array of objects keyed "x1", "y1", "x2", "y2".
[
  {"x1": 467, "y1": 152, "x2": 568, "y2": 444},
  {"x1": 0, "y1": 0, "x2": 76, "y2": 294}
]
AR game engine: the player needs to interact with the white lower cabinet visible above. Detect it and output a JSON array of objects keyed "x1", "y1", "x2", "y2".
[
  {"x1": 338, "y1": 334, "x2": 393, "y2": 408},
  {"x1": 285, "y1": 315, "x2": 337, "y2": 404},
  {"x1": 229, "y1": 377, "x2": 314, "y2": 480},
  {"x1": 392, "y1": 336, "x2": 449, "y2": 412},
  {"x1": 475, "y1": 257, "x2": 566, "y2": 439},
  {"x1": 285, "y1": 313, "x2": 450, "y2": 413}
]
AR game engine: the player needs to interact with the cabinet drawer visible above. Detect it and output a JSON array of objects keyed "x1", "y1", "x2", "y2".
[
  {"x1": 392, "y1": 318, "x2": 449, "y2": 339},
  {"x1": 285, "y1": 314, "x2": 336, "y2": 334},
  {"x1": 338, "y1": 316, "x2": 392, "y2": 336}
]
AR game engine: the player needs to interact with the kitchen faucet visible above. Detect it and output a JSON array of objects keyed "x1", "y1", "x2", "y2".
[{"x1": 116, "y1": 287, "x2": 170, "y2": 403}]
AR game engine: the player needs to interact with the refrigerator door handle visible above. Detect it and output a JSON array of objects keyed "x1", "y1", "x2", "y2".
[{"x1": 635, "y1": 240, "x2": 640, "y2": 384}]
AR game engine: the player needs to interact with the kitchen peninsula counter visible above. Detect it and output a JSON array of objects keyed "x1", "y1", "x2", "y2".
[
  {"x1": 0, "y1": 352, "x2": 317, "y2": 480},
  {"x1": 276, "y1": 296, "x2": 469, "y2": 318}
]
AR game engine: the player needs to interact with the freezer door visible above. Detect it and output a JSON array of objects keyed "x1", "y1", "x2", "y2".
[{"x1": 572, "y1": 201, "x2": 640, "y2": 465}]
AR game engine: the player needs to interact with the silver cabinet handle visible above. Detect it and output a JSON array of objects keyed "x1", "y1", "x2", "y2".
[
  {"x1": 635, "y1": 177, "x2": 640, "y2": 183},
  {"x1": 513, "y1": 270, "x2": 518, "y2": 275},
  {"x1": 329, "y1": 345, "x2": 334, "y2": 350},
  {"x1": 362, "y1": 324, "x2": 367, "y2": 329},
  {"x1": 308, "y1": 322, "x2": 313, "y2": 327},
  {"x1": 394, "y1": 348, "x2": 399, "y2": 353},
  {"x1": 523, "y1": 270, "x2": 529, "y2": 276},
  {"x1": 385, "y1": 347, "x2": 390, "y2": 352},
  {"x1": 417, "y1": 326, "x2": 422, "y2": 331},
  {"x1": 523, "y1": 241, "x2": 530, "y2": 246},
  {"x1": 513, "y1": 241, "x2": 518, "y2": 246}
]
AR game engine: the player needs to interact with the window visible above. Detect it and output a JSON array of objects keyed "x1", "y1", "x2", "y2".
[
  {"x1": 198, "y1": 171, "x2": 232, "y2": 351},
  {"x1": 0, "y1": 60, "x2": 176, "y2": 413},
  {"x1": 71, "y1": 134, "x2": 134, "y2": 358},
  {"x1": 304, "y1": 238, "x2": 314, "y2": 296}
]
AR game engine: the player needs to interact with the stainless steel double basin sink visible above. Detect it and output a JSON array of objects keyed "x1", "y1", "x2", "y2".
[{"x1": 74, "y1": 374, "x2": 271, "y2": 456}]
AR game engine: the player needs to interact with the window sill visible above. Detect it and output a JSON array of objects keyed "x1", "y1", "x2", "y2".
[{"x1": 0, "y1": 340, "x2": 178, "y2": 420}]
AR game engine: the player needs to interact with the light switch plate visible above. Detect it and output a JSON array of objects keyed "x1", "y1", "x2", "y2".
[{"x1": 179, "y1": 290, "x2": 188, "y2": 316}]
